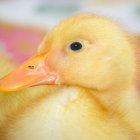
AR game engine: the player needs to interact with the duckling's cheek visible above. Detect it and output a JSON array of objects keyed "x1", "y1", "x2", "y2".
[{"x1": 47, "y1": 49, "x2": 67, "y2": 82}]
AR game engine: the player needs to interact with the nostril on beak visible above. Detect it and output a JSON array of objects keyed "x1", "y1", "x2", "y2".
[{"x1": 28, "y1": 65, "x2": 35, "y2": 69}]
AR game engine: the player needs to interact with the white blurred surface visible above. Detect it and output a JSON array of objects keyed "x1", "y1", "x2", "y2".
[{"x1": 0, "y1": 0, "x2": 139, "y2": 33}]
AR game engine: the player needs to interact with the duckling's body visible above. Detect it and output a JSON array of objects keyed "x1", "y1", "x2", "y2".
[
  {"x1": 1, "y1": 86, "x2": 138, "y2": 140},
  {"x1": 0, "y1": 14, "x2": 140, "y2": 140}
]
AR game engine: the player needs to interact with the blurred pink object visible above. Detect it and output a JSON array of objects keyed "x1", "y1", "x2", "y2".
[{"x1": 0, "y1": 22, "x2": 46, "y2": 65}]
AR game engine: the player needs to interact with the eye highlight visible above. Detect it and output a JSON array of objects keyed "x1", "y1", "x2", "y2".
[{"x1": 69, "y1": 42, "x2": 82, "y2": 51}]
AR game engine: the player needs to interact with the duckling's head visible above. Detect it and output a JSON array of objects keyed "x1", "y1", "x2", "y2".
[{"x1": 0, "y1": 14, "x2": 136, "y2": 91}]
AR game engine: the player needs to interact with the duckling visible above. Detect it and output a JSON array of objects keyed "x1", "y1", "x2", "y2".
[{"x1": 0, "y1": 13, "x2": 140, "y2": 140}]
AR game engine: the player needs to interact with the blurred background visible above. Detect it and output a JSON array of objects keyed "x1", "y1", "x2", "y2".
[{"x1": 0, "y1": 0, "x2": 140, "y2": 66}]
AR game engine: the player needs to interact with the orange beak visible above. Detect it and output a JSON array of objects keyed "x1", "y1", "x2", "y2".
[{"x1": 0, "y1": 53, "x2": 57, "y2": 92}]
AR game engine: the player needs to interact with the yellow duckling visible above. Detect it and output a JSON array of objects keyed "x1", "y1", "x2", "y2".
[{"x1": 0, "y1": 13, "x2": 140, "y2": 140}]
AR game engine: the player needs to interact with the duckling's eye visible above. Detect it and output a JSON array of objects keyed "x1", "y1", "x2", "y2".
[{"x1": 70, "y1": 42, "x2": 82, "y2": 51}]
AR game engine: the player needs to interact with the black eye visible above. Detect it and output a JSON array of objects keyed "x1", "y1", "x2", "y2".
[{"x1": 70, "y1": 42, "x2": 82, "y2": 51}]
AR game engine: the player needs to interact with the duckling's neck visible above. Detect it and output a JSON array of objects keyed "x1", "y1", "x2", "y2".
[
  {"x1": 90, "y1": 85, "x2": 137, "y2": 108},
  {"x1": 90, "y1": 85, "x2": 140, "y2": 133}
]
